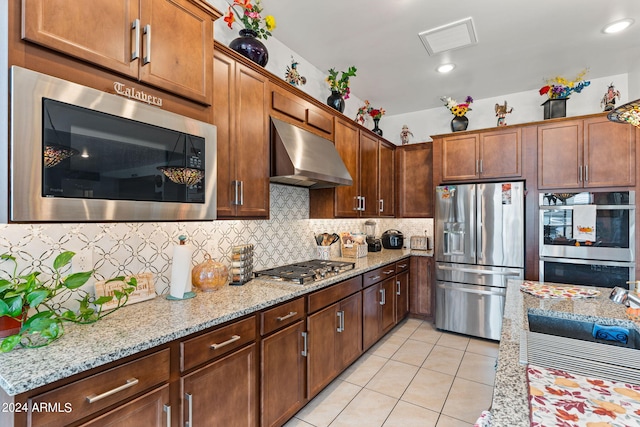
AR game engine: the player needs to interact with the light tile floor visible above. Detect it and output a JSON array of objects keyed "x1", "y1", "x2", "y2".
[{"x1": 284, "y1": 318, "x2": 499, "y2": 427}]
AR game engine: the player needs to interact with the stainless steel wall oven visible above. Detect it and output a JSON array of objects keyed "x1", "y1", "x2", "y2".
[
  {"x1": 6, "y1": 66, "x2": 217, "y2": 222},
  {"x1": 539, "y1": 191, "x2": 635, "y2": 288}
]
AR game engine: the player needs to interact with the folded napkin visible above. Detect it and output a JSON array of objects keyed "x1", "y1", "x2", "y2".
[
  {"x1": 573, "y1": 204, "x2": 596, "y2": 242},
  {"x1": 520, "y1": 281, "x2": 600, "y2": 299},
  {"x1": 527, "y1": 364, "x2": 640, "y2": 426}
]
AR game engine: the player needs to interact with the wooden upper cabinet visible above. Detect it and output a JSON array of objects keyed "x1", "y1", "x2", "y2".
[
  {"x1": 538, "y1": 115, "x2": 635, "y2": 189},
  {"x1": 269, "y1": 83, "x2": 334, "y2": 138},
  {"x1": 22, "y1": 0, "x2": 218, "y2": 105},
  {"x1": 441, "y1": 128, "x2": 521, "y2": 182},
  {"x1": 213, "y1": 49, "x2": 269, "y2": 218},
  {"x1": 396, "y1": 142, "x2": 433, "y2": 218},
  {"x1": 359, "y1": 132, "x2": 379, "y2": 217},
  {"x1": 378, "y1": 141, "x2": 395, "y2": 217},
  {"x1": 333, "y1": 118, "x2": 361, "y2": 217}
]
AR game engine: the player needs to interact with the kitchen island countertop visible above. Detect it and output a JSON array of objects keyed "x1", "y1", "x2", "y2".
[
  {"x1": 492, "y1": 280, "x2": 637, "y2": 427},
  {"x1": 0, "y1": 249, "x2": 419, "y2": 396}
]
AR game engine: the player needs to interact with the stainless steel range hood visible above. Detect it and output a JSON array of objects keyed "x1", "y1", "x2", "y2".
[{"x1": 270, "y1": 117, "x2": 353, "y2": 189}]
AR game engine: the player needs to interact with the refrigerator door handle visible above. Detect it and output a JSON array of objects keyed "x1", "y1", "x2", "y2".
[
  {"x1": 437, "y1": 264, "x2": 521, "y2": 276},
  {"x1": 477, "y1": 188, "x2": 483, "y2": 261},
  {"x1": 437, "y1": 283, "x2": 506, "y2": 296}
]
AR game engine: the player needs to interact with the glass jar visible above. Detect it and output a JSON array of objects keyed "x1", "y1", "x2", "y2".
[{"x1": 192, "y1": 253, "x2": 229, "y2": 292}]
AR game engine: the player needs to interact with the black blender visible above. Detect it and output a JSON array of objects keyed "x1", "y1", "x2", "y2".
[{"x1": 365, "y1": 220, "x2": 382, "y2": 252}]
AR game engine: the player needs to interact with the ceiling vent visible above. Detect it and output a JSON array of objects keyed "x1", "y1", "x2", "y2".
[{"x1": 418, "y1": 17, "x2": 478, "y2": 56}]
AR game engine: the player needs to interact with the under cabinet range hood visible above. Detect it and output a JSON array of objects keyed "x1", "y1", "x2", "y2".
[{"x1": 270, "y1": 117, "x2": 353, "y2": 189}]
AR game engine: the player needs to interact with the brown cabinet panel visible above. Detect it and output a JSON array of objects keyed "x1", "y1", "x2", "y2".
[
  {"x1": 271, "y1": 89, "x2": 306, "y2": 122},
  {"x1": 380, "y1": 277, "x2": 396, "y2": 335},
  {"x1": 359, "y1": 132, "x2": 379, "y2": 217},
  {"x1": 23, "y1": 0, "x2": 216, "y2": 104},
  {"x1": 441, "y1": 134, "x2": 479, "y2": 181},
  {"x1": 537, "y1": 121, "x2": 583, "y2": 189},
  {"x1": 182, "y1": 344, "x2": 258, "y2": 427},
  {"x1": 78, "y1": 385, "x2": 171, "y2": 427},
  {"x1": 214, "y1": 49, "x2": 269, "y2": 218},
  {"x1": 363, "y1": 264, "x2": 396, "y2": 288},
  {"x1": 334, "y1": 119, "x2": 361, "y2": 217},
  {"x1": 261, "y1": 321, "x2": 306, "y2": 427},
  {"x1": 378, "y1": 141, "x2": 395, "y2": 216},
  {"x1": 260, "y1": 297, "x2": 305, "y2": 336},
  {"x1": 479, "y1": 129, "x2": 521, "y2": 178},
  {"x1": 362, "y1": 284, "x2": 380, "y2": 350},
  {"x1": 337, "y1": 292, "x2": 363, "y2": 368},
  {"x1": 307, "y1": 275, "x2": 362, "y2": 314},
  {"x1": 396, "y1": 142, "x2": 433, "y2": 218},
  {"x1": 409, "y1": 256, "x2": 434, "y2": 318},
  {"x1": 395, "y1": 270, "x2": 410, "y2": 322},
  {"x1": 307, "y1": 108, "x2": 333, "y2": 135},
  {"x1": 181, "y1": 315, "x2": 256, "y2": 372},
  {"x1": 583, "y1": 116, "x2": 636, "y2": 188},
  {"x1": 307, "y1": 304, "x2": 339, "y2": 398},
  {"x1": 269, "y1": 83, "x2": 333, "y2": 137},
  {"x1": 28, "y1": 349, "x2": 170, "y2": 427}
]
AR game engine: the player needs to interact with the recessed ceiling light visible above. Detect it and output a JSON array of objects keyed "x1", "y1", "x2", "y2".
[
  {"x1": 602, "y1": 18, "x2": 634, "y2": 34},
  {"x1": 437, "y1": 64, "x2": 455, "y2": 73}
]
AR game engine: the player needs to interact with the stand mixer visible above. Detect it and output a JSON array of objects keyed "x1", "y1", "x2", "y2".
[{"x1": 364, "y1": 220, "x2": 382, "y2": 252}]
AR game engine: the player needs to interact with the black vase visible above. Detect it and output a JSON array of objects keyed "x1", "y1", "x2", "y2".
[
  {"x1": 229, "y1": 29, "x2": 269, "y2": 66},
  {"x1": 327, "y1": 90, "x2": 345, "y2": 113},
  {"x1": 372, "y1": 118, "x2": 383, "y2": 136},
  {"x1": 451, "y1": 115, "x2": 469, "y2": 132},
  {"x1": 541, "y1": 98, "x2": 568, "y2": 119}
]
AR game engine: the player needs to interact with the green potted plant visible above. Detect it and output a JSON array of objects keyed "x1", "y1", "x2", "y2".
[{"x1": 0, "y1": 251, "x2": 137, "y2": 352}]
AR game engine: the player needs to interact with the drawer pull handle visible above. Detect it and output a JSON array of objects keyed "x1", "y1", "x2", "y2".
[
  {"x1": 370, "y1": 275, "x2": 381, "y2": 281},
  {"x1": 398, "y1": 264, "x2": 407, "y2": 269},
  {"x1": 86, "y1": 378, "x2": 139, "y2": 403},
  {"x1": 276, "y1": 311, "x2": 298, "y2": 322},
  {"x1": 210, "y1": 335, "x2": 241, "y2": 350},
  {"x1": 383, "y1": 269, "x2": 395, "y2": 275}
]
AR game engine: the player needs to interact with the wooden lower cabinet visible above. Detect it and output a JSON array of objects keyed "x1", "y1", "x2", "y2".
[
  {"x1": 395, "y1": 269, "x2": 410, "y2": 322},
  {"x1": 307, "y1": 292, "x2": 362, "y2": 398},
  {"x1": 181, "y1": 344, "x2": 258, "y2": 427},
  {"x1": 409, "y1": 256, "x2": 434, "y2": 319},
  {"x1": 363, "y1": 277, "x2": 396, "y2": 350},
  {"x1": 261, "y1": 320, "x2": 307, "y2": 427},
  {"x1": 78, "y1": 385, "x2": 171, "y2": 427}
]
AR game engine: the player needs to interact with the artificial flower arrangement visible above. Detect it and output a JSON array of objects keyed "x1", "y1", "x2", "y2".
[
  {"x1": 326, "y1": 66, "x2": 357, "y2": 99},
  {"x1": 441, "y1": 96, "x2": 473, "y2": 117},
  {"x1": 224, "y1": 0, "x2": 276, "y2": 40},
  {"x1": 539, "y1": 69, "x2": 590, "y2": 99},
  {"x1": 355, "y1": 100, "x2": 385, "y2": 124}
]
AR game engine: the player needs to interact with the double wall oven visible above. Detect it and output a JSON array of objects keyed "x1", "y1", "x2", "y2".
[{"x1": 539, "y1": 191, "x2": 635, "y2": 288}]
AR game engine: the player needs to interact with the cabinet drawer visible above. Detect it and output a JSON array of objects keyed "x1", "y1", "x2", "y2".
[
  {"x1": 28, "y1": 348, "x2": 170, "y2": 427},
  {"x1": 272, "y1": 90, "x2": 306, "y2": 122},
  {"x1": 307, "y1": 108, "x2": 333, "y2": 134},
  {"x1": 362, "y1": 264, "x2": 396, "y2": 288},
  {"x1": 181, "y1": 315, "x2": 256, "y2": 372},
  {"x1": 261, "y1": 297, "x2": 305, "y2": 336},
  {"x1": 396, "y1": 259, "x2": 410, "y2": 273},
  {"x1": 308, "y1": 276, "x2": 363, "y2": 313}
]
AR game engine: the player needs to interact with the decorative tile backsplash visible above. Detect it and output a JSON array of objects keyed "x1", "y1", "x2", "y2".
[{"x1": 0, "y1": 184, "x2": 432, "y2": 295}]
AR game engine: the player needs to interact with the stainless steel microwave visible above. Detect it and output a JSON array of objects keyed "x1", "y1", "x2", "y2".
[{"x1": 6, "y1": 66, "x2": 217, "y2": 222}]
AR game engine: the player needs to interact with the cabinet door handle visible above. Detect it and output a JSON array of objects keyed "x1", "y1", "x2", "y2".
[
  {"x1": 337, "y1": 310, "x2": 344, "y2": 332},
  {"x1": 383, "y1": 269, "x2": 395, "y2": 275},
  {"x1": 185, "y1": 393, "x2": 193, "y2": 427},
  {"x1": 276, "y1": 311, "x2": 297, "y2": 322},
  {"x1": 143, "y1": 24, "x2": 151, "y2": 64},
  {"x1": 396, "y1": 280, "x2": 401, "y2": 296},
  {"x1": 379, "y1": 199, "x2": 384, "y2": 213},
  {"x1": 584, "y1": 164, "x2": 589, "y2": 182},
  {"x1": 578, "y1": 165, "x2": 583, "y2": 182},
  {"x1": 239, "y1": 180, "x2": 244, "y2": 205},
  {"x1": 362, "y1": 196, "x2": 366, "y2": 212},
  {"x1": 210, "y1": 334, "x2": 241, "y2": 350},
  {"x1": 353, "y1": 196, "x2": 359, "y2": 211},
  {"x1": 379, "y1": 288, "x2": 386, "y2": 305},
  {"x1": 301, "y1": 331, "x2": 308, "y2": 357},
  {"x1": 163, "y1": 404, "x2": 171, "y2": 427},
  {"x1": 479, "y1": 159, "x2": 483, "y2": 174},
  {"x1": 86, "y1": 378, "x2": 139, "y2": 403},
  {"x1": 131, "y1": 19, "x2": 140, "y2": 61}
]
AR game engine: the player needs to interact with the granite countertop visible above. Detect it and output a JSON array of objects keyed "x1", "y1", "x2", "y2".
[
  {"x1": 0, "y1": 249, "x2": 420, "y2": 397},
  {"x1": 491, "y1": 280, "x2": 637, "y2": 427}
]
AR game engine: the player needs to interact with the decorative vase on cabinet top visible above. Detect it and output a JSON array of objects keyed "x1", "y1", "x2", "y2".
[
  {"x1": 541, "y1": 98, "x2": 568, "y2": 120},
  {"x1": 450, "y1": 115, "x2": 469, "y2": 132},
  {"x1": 229, "y1": 29, "x2": 269, "y2": 66},
  {"x1": 327, "y1": 90, "x2": 345, "y2": 113},
  {"x1": 372, "y1": 118, "x2": 383, "y2": 136}
]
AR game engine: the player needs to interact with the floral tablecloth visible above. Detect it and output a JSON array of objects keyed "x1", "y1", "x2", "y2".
[
  {"x1": 527, "y1": 364, "x2": 640, "y2": 426},
  {"x1": 520, "y1": 281, "x2": 601, "y2": 299}
]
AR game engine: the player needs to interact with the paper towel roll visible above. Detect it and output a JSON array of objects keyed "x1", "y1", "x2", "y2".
[{"x1": 170, "y1": 243, "x2": 193, "y2": 299}]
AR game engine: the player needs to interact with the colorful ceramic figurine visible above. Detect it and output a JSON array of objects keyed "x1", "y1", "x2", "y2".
[
  {"x1": 495, "y1": 101, "x2": 513, "y2": 126},
  {"x1": 400, "y1": 125, "x2": 413, "y2": 145},
  {"x1": 284, "y1": 57, "x2": 306, "y2": 86},
  {"x1": 601, "y1": 83, "x2": 621, "y2": 111}
]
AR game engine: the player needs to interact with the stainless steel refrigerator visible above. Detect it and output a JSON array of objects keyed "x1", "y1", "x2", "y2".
[{"x1": 435, "y1": 182, "x2": 525, "y2": 340}]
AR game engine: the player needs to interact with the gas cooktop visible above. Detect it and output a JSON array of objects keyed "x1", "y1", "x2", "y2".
[{"x1": 253, "y1": 260, "x2": 356, "y2": 285}]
